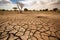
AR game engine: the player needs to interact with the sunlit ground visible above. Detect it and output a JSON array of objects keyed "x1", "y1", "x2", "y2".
[{"x1": 0, "y1": 11, "x2": 60, "y2": 40}]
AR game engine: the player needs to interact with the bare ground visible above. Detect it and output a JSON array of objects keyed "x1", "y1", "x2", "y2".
[{"x1": 0, "y1": 11, "x2": 60, "y2": 40}]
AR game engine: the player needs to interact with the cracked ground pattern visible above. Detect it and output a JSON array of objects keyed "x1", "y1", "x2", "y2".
[{"x1": 0, "y1": 13, "x2": 60, "y2": 40}]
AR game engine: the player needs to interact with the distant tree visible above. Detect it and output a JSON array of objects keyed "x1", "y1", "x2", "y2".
[
  {"x1": 2, "y1": 9, "x2": 5, "y2": 11},
  {"x1": 53, "y1": 8, "x2": 58, "y2": 11},
  {"x1": 45, "y1": 9, "x2": 48, "y2": 11},
  {"x1": 9, "y1": 10, "x2": 12, "y2": 11},
  {"x1": 43, "y1": 9, "x2": 45, "y2": 11},
  {"x1": 33, "y1": 9, "x2": 35, "y2": 11},
  {"x1": 6, "y1": 10, "x2": 9, "y2": 11},
  {"x1": 24, "y1": 8, "x2": 28, "y2": 11},
  {"x1": 0, "y1": 9, "x2": 1, "y2": 11},
  {"x1": 13, "y1": 7, "x2": 17, "y2": 11},
  {"x1": 50, "y1": 10, "x2": 52, "y2": 11},
  {"x1": 40, "y1": 10, "x2": 42, "y2": 11},
  {"x1": 42, "y1": 9, "x2": 48, "y2": 11},
  {"x1": 0, "y1": 9, "x2": 5, "y2": 15}
]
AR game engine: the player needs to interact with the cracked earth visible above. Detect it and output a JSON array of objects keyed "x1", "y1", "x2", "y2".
[{"x1": 0, "y1": 13, "x2": 60, "y2": 40}]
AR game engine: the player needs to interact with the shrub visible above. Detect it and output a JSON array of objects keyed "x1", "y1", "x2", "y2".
[
  {"x1": 53, "y1": 8, "x2": 58, "y2": 11},
  {"x1": 24, "y1": 8, "x2": 28, "y2": 11},
  {"x1": 42, "y1": 9, "x2": 48, "y2": 11},
  {"x1": 45, "y1": 9, "x2": 48, "y2": 11},
  {"x1": 40, "y1": 10, "x2": 42, "y2": 11},
  {"x1": 33, "y1": 9, "x2": 35, "y2": 11},
  {"x1": 13, "y1": 7, "x2": 17, "y2": 11},
  {"x1": 43, "y1": 9, "x2": 45, "y2": 11},
  {"x1": 2, "y1": 9, "x2": 5, "y2": 11}
]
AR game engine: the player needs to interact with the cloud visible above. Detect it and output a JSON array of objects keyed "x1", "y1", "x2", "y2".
[
  {"x1": 0, "y1": 0, "x2": 17, "y2": 10},
  {"x1": 14, "y1": 0, "x2": 60, "y2": 10},
  {"x1": 0, "y1": 0, "x2": 60, "y2": 10},
  {"x1": 26, "y1": 0, "x2": 60, "y2": 10},
  {"x1": 39, "y1": 0, "x2": 60, "y2": 5},
  {"x1": 0, "y1": 0, "x2": 12, "y2": 6},
  {"x1": 49, "y1": 0, "x2": 60, "y2": 5}
]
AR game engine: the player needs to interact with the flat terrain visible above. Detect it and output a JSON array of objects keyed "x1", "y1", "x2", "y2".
[{"x1": 0, "y1": 11, "x2": 60, "y2": 40}]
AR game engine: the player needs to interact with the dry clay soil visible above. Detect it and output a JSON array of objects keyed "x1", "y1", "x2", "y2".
[{"x1": 0, "y1": 12, "x2": 60, "y2": 40}]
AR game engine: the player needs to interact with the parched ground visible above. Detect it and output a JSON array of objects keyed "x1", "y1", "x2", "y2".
[{"x1": 0, "y1": 11, "x2": 60, "y2": 40}]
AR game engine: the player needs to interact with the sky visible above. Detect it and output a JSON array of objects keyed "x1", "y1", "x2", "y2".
[{"x1": 0, "y1": 0, "x2": 60, "y2": 10}]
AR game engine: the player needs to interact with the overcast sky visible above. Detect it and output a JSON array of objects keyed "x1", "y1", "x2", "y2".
[{"x1": 0, "y1": 0, "x2": 60, "y2": 10}]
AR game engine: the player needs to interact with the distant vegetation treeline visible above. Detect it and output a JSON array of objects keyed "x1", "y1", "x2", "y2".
[{"x1": 0, "y1": 7, "x2": 59, "y2": 12}]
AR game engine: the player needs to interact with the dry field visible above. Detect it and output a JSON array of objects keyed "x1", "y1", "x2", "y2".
[{"x1": 0, "y1": 11, "x2": 60, "y2": 40}]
